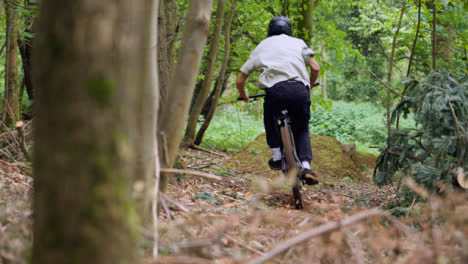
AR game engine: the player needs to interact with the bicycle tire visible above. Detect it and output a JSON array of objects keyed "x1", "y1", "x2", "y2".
[{"x1": 280, "y1": 125, "x2": 304, "y2": 209}]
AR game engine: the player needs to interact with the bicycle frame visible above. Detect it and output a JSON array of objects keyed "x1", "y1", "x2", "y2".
[
  {"x1": 277, "y1": 110, "x2": 302, "y2": 174},
  {"x1": 242, "y1": 94, "x2": 305, "y2": 209}
]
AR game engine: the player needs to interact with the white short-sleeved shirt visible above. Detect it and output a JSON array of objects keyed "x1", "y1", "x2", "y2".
[{"x1": 240, "y1": 34, "x2": 315, "y2": 89}]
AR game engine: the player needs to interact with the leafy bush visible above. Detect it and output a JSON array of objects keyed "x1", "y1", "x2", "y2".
[
  {"x1": 309, "y1": 101, "x2": 415, "y2": 146},
  {"x1": 374, "y1": 72, "x2": 468, "y2": 189}
]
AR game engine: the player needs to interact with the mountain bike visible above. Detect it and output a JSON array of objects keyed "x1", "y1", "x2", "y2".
[{"x1": 239, "y1": 93, "x2": 305, "y2": 209}]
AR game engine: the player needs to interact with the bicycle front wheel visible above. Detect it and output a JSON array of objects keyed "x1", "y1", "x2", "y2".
[{"x1": 280, "y1": 125, "x2": 303, "y2": 209}]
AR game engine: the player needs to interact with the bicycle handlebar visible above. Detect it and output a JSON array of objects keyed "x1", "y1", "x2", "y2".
[{"x1": 237, "y1": 82, "x2": 319, "y2": 102}]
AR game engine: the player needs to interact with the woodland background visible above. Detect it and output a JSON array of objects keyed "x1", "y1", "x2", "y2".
[{"x1": 0, "y1": 0, "x2": 466, "y2": 263}]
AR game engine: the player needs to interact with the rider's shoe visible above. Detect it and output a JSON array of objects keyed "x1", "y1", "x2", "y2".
[
  {"x1": 268, "y1": 158, "x2": 282, "y2": 170},
  {"x1": 302, "y1": 169, "x2": 319, "y2": 185}
]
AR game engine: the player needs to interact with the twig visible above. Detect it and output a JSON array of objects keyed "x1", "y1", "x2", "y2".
[
  {"x1": 152, "y1": 140, "x2": 161, "y2": 258},
  {"x1": 344, "y1": 230, "x2": 366, "y2": 264},
  {"x1": 160, "y1": 193, "x2": 172, "y2": 222},
  {"x1": 368, "y1": 70, "x2": 404, "y2": 99},
  {"x1": 246, "y1": 208, "x2": 384, "y2": 264},
  {"x1": 448, "y1": 99, "x2": 462, "y2": 167},
  {"x1": 160, "y1": 168, "x2": 222, "y2": 181},
  {"x1": 160, "y1": 193, "x2": 190, "y2": 214},
  {"x1": 3, "y1": 173, "x2": 32, "y2": 189},
  {"x1": 190, "y1": 144, "x2": 227, "y2": 157}
]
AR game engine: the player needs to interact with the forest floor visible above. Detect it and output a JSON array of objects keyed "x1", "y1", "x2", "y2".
[{"x1": 0, "y1": 131, "x2": 466, "y2": 264}]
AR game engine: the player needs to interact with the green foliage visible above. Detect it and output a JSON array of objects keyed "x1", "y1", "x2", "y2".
[
  {"x1": 374, "y1": 72, "x2": 468, "y2": 189},
  {"x1": 309, "y1": 101, "x2": 415, "y2": 146},
  {"x1": 198, "y1": 105, "x2": 265, "y2": 152}
]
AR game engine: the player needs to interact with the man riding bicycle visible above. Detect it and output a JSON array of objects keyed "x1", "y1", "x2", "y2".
[{"x1": 236, "y1": 16, "x2": 320, "y2": 185}]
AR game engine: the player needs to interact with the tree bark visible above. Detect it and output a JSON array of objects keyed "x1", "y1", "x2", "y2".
[
  {"x1": 183, "y1": 0, "x2": 225, "y2": 145},
  {"x1": 158, "y1": 0, "x2": 213, "y2": 193},
  {"x1": 2, "y1": 0, "x2": 20, "y2": 128},
  {"x1": 157, "y1": 1, "x2": 169, "y2": 118},
  {"x1": 298, "y1": 0, "x2": 320, "y2": 45},
  {"x1": 134, "y1": 0, "x2": 159, "y2": 227},
  {"x1": 194, "y1": 0, "x2": 236, "y2": 146},
  {"x1": 32, "y1": 0, "x2": 157, "y2": 263}
]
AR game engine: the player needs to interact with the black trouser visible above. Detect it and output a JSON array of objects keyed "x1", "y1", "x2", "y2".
[{"x1": 264, "y1": 80, "x2": 313, "y2": 162}]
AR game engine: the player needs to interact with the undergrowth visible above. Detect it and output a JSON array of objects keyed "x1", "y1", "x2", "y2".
[
  {"x1": 199, "y1": 105, "x2": 264, "y2": 152},
  {"x1": 310, "y1": 101, "x2": 416, "y2": 154},
  {"x1": 200, "y1": 101, "x2": 409, "y2": 153}
]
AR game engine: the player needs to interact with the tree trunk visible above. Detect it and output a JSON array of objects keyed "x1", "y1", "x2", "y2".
[
  {"x1": 298, "y1": 0, "x2": 319, "y2": 45},
  {"x1": 432, "y1": 0, "x2": 437, "y2": 71},
  {"x1": 134, "y1": 0, "x2": 159, "y2": 227},
  {"x1": 200, "y1": 69, "x2": 231, "y2": 118},
  {"x1": 183, "y1": 0, "x2": 225, "y2": 145},
  {"x1": 406, "y1": 0, "x2": 421, "y2": 78},
  {"x1": 319, "y1": 41, "x2": 327, "y2": 99},
  {"x1": 32, "y1": 0, "x2": 157, "y2": 263},
  {"x1": 2, "y1": 0, "x2": 20, "y2": 128},
  {"x1": 157, "y1": 0, "x2": 170, "y2": 114},
  {"x1": 386, "y1": 2, "x2": 406, "y2": 138},
  {"x1": 158, "y1": 0, "x2": 213, "y2": 193},
  {"x1": 18, "y1": 0, "x2": 36, "y2": 101},
  {"x1": 194, "y1": 0, "x2": 237, "y2": 145}
]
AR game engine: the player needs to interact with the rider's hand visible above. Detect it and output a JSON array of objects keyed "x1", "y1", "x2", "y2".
[{"x1": 238, "y1": 94, "x2": 249, "y2": 102}]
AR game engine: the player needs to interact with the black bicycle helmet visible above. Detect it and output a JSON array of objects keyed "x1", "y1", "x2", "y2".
[{"x1": 268, "y1": 16, "x2": 292, "y2": 37}]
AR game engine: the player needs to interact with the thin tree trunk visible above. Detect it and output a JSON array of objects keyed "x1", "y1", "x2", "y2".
[
  {"x1": 298, "y1": 0, "x2": 320, "y2": 45},
  {"x1": 194, "y1": 0, "x2": 237, "y2": 145},
  {"x1": 18, "y1": 38, "x2": 34, "y2": 100},
  {"x1": 2, "y1": 0, "x2": 20, "y2": 127},
  {"x1": 134, "y1": 0, "x2": 159, "y2": 227},
  {"x1": 406, "y1": 0, "x2": 421, "y2": 78},
  {"x1": 18, "y1": 0, "x2": 35, "y2": 101},
  {"x1": 432, "y1": 0, "x2": 437, "y2": 71},
  {"x1": 157, "y1": 0, "x2": 170, "y2": 111},
  {"x1": 32, "y1": 0, "x2": 156, "y2": 263},
  {"x1": 183, "y1": 0, "x2": 225, "y2": 145},
  {"x1": 165, "y1": 0, "x2": 178, "y2": 74},
  {"x1": 158, "y1": 0, "x2": 213, "y2": 193},
  {"x1": 386, "y1": 2, "x2": 406, "y2": 138},
  {"x1": 320, "y1": 41, "x2": 327, "y2": 99}
]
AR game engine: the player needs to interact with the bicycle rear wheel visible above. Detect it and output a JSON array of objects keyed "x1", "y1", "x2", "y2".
[{"x1": 280, "y1": 125, "x2": 303, "y2": 209}]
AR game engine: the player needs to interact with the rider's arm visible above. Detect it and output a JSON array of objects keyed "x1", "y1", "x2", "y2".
[
  {"x1": 236, "y1": 72, "x2": 250, "y2": 102},
  {"x1": 308, "y1": 57, "x2": 320, "y2": 88}
]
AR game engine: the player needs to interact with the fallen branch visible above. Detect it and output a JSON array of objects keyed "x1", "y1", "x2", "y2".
[
  {"x1": 160, "y1": 168, "x2": 222, "y2": 181},
  {"x1": 448, "y1": 99, "x2": 462, "y2": 167},
  {"x1": 246, "y1": 208, "x2": 384, "y2": 264},
  {"x1": 160, "y1": 193, "x2": 190, "y2": 213},
  {"x1": 190, "y1": 144, "x2": 227, "y2": 157},
  {"x1": 368, "y1": 70, "x2": 404, "y2": 99},
  {"x1": 15, "y1": 121, "x2": 32, "y2": 161}
]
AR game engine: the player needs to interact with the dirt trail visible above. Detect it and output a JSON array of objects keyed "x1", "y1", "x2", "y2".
[{"x1": 156, "y1": 134, "x2": 396, "y2": 262}]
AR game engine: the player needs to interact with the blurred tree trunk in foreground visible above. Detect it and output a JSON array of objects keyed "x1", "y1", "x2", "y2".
[
  {"x1": 183, "y1": 0, "x2": 225, "y2": 145},
  {"x1": 158, "y1": 0, "x2": 213, "y2": 193},
  {"x1": 33, "y1": 0, "x2": 158, "y2": 263},
  {"x1": 2, "y1": 0, "x2": 20, "y2": 128}
]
